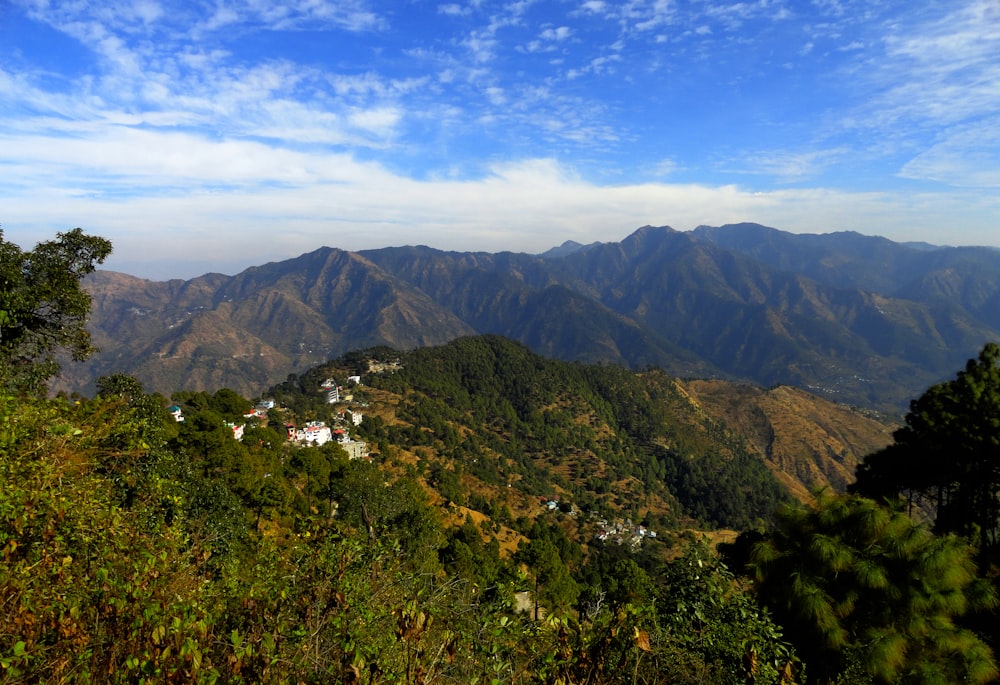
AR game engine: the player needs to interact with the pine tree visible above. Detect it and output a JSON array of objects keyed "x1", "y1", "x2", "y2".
[
  {"x1": 753, "y1": 492, "x2": 997, "y2": 684},
  {"x1": 853, "y1": 342, "x2": 1000, "y2": 549}
]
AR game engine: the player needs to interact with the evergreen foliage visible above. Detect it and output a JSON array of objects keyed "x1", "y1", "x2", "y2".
[
  {"x1": 853, "y1": 342, "x2": 1000, "y2": 550},
  {"x1": 1, "y1": 386, "x2": 809, "y2": 684},
  {"x1": 658, "y1": 540, "x2": 800, "y2": 685},
  {"x1": 753, "y1": 492, "x2": 998, "y2": 684}
]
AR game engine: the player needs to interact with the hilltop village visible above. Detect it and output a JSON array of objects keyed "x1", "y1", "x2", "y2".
[{"x1": 167, "y1": 376, "x2": 370, "y2": 460}]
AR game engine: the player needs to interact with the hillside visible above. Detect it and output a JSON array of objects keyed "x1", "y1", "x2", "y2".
[
  {"x1": 68, "y1": 249, "x2": 475, "y2": 394},
  {"x1": 9, "y1": 334, "x2": 994, "y2": 685},
  {"x1": 676, "y1": 381, "x2": 894, "y2": 501},
  {"x1": 58, "y1": 223, "x2": 1000, "y2": 411},
  {"x1": 276, "y1": 336, "x2": 894, "y2": 528},
  {"x1": 692, "y1": 223, "x2": 1000, "y2": 332}
]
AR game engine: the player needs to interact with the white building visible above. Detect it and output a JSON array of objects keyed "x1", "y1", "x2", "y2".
[{"x1": 292, "y1": 421, "x2": 333, "y2": 446}]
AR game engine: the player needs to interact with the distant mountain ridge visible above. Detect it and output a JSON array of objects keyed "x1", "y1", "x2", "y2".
[
  {"x1": 61, "y1": 223, "x2": 1000, "y2": 411},
  {"x1": 691, "y1": 223, "x2": 1000, "y2": 329},
  {"x1": 538, "y1": 239, "x2": 603, "y2": 259}
]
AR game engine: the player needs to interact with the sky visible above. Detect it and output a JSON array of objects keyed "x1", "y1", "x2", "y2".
[{"x1": 1, "y1": 0, "x2": 999, "y2": 279}]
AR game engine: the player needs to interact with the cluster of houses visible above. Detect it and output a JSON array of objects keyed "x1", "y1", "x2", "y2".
[
  {"x1": 593, "y1": 517, "x2": 657, "y2": 548},
  {"x1": 285, "y1": 413, "x2": 369, "y2": 460},
  {"x1": 164, "y1": 390, "x2": 368, "y2": 460},
  {"x1": 537, "y1": 496, "x2": 657, "y2": 549}
]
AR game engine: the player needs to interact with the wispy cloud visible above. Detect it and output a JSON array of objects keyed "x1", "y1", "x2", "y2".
[
  {"x1": 871, "y1": 1, "x2": 1000, "y2": 127},
  {"x1": 724, "y1": 148, "x2": 848, "y2": 183},
  {"x1": 438, "y1": 3, "x2": 473, "y2": 17},
  {"x1": 843, "y1": 1, "x2": 1000, "y2": 185},
  {"x1": 899, "y1": 118, "x2": 1000, "y2": 188}
]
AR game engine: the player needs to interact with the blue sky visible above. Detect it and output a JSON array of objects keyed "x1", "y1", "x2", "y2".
[{"x1": 1, "y1": 0, "x2": 998, "y2": 279}]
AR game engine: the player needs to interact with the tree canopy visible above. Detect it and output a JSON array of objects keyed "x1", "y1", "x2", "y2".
[
  {"x1": 0, "y1": 227, "x2": 112, "y2": 394},
  {"x1": 852, "y1": 342, "x2": 1000, "y2": 549},
  {"x1": 753, "y1": 492, "x2": 997, "y2": 685}
]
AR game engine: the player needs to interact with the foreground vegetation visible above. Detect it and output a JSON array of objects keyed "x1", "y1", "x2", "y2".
[
  {"x1": 1, "y1": 383, "x2": 805, "y2": 683},
  {"x1": 3, "y1": 229, "x2": 1000, "y2": 683}
]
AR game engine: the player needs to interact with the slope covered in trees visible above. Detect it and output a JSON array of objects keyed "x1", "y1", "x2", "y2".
[
  {"x1": 3, "y1": 356, "x2": 807, "y2": 683},
  {"x1": 4, "y1": 339, "x2": 999, "y2": 683},
  {"x1": 282, "y1": 335, "x2": 879, "y2": 531}
]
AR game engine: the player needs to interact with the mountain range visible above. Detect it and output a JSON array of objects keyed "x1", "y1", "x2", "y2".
[{"x1": 60, "y1": 223, "x2": 1000, "y2": 412}]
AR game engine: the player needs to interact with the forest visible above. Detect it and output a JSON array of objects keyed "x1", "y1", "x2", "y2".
[{"x1": 3, "y1": 229, "x2": 1000, "y2": 684}]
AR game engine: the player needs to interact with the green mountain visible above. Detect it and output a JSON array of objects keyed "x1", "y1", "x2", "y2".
[
  {"x1": 276, "y1": 335, "x2": 894, "y2": 528},
  {"x1": 61, "y1": 224, "x2": 1000, "y2": 411}
]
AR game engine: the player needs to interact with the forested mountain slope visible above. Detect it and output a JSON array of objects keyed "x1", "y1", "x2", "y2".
[
  {"x1": 62, "y1": 224, "x2": 1000, "y2": 411},
  {"x1": 275, "y1": 336, "x2": 894, "y2": 527}
]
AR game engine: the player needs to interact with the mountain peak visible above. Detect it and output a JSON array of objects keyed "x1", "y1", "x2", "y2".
[
  {"x1": 538, "y1": 239, "x2": 603, "y2": 260},
  {"x1": 630, "y1": 224, "x2": 678, "y2": 237}
]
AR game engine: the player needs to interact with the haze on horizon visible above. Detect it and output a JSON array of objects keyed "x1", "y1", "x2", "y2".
[{"x1": 2, "y1": 0, "x2": 999, "y2": 280}]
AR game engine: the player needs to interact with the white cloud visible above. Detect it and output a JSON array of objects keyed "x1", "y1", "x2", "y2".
[
  {"x1": 5, "y1": 153, "x2": 996, "y2": 279},
  {"x1": 438, "y1": 3, "x2": 472, "y2": 16},
  {"x1": 652, "y1": 158, "x2": 679, "y2": 176},
  {"x1": 540, "y1": 26, "x2": 572, "y2": 40},
  {"x1": 580, "y1": 1, "x2": 606, "y2": 13},
  {"x1": 634, "y1": 0, "x2": 674, "y2": 31},
  {"x1": 523, "y1": 24, "x2": 572, "y2": 52},
  {"x1": 462, "y1": 31, "x2": 500, "y2": 62},
  {"x1": 484, "y1": 86, "x2": 506, "y2": 105},
  {"x1": 864, "y1": 1, "x2": 1000, "y2": 129}
]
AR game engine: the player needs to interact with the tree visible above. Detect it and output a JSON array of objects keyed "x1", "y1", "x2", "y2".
[
  {"x1": 752, "y1": 492, "x2": 997, "y2": 685},
  {"x1": 656, "y1": 539, "x2": 799, "y2": 685},
  {"x1": 172, "y1": 408, "x2": 232, "y2": 466},
  {"x1": 0, "y1": 228, "x2": 112, "y2": 394},
  {"x1": 252, "y1": 477, "x2": 286, "y2": 529},
  {"x1": 95, "y1": 372, "x2": 146, "y2": 401},
  {"x1": 290, "y1": 445, "x2": 334, "y2": 512},
  {"x1": 516, "y1": 536, "x2": 580, "y2": 619},
  {"x1": 212, "y1": 387, "x2": 252, "y2": 420},
  {"x1": 853, "y1": 342, "x2": 1000, "y2": 549}
]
